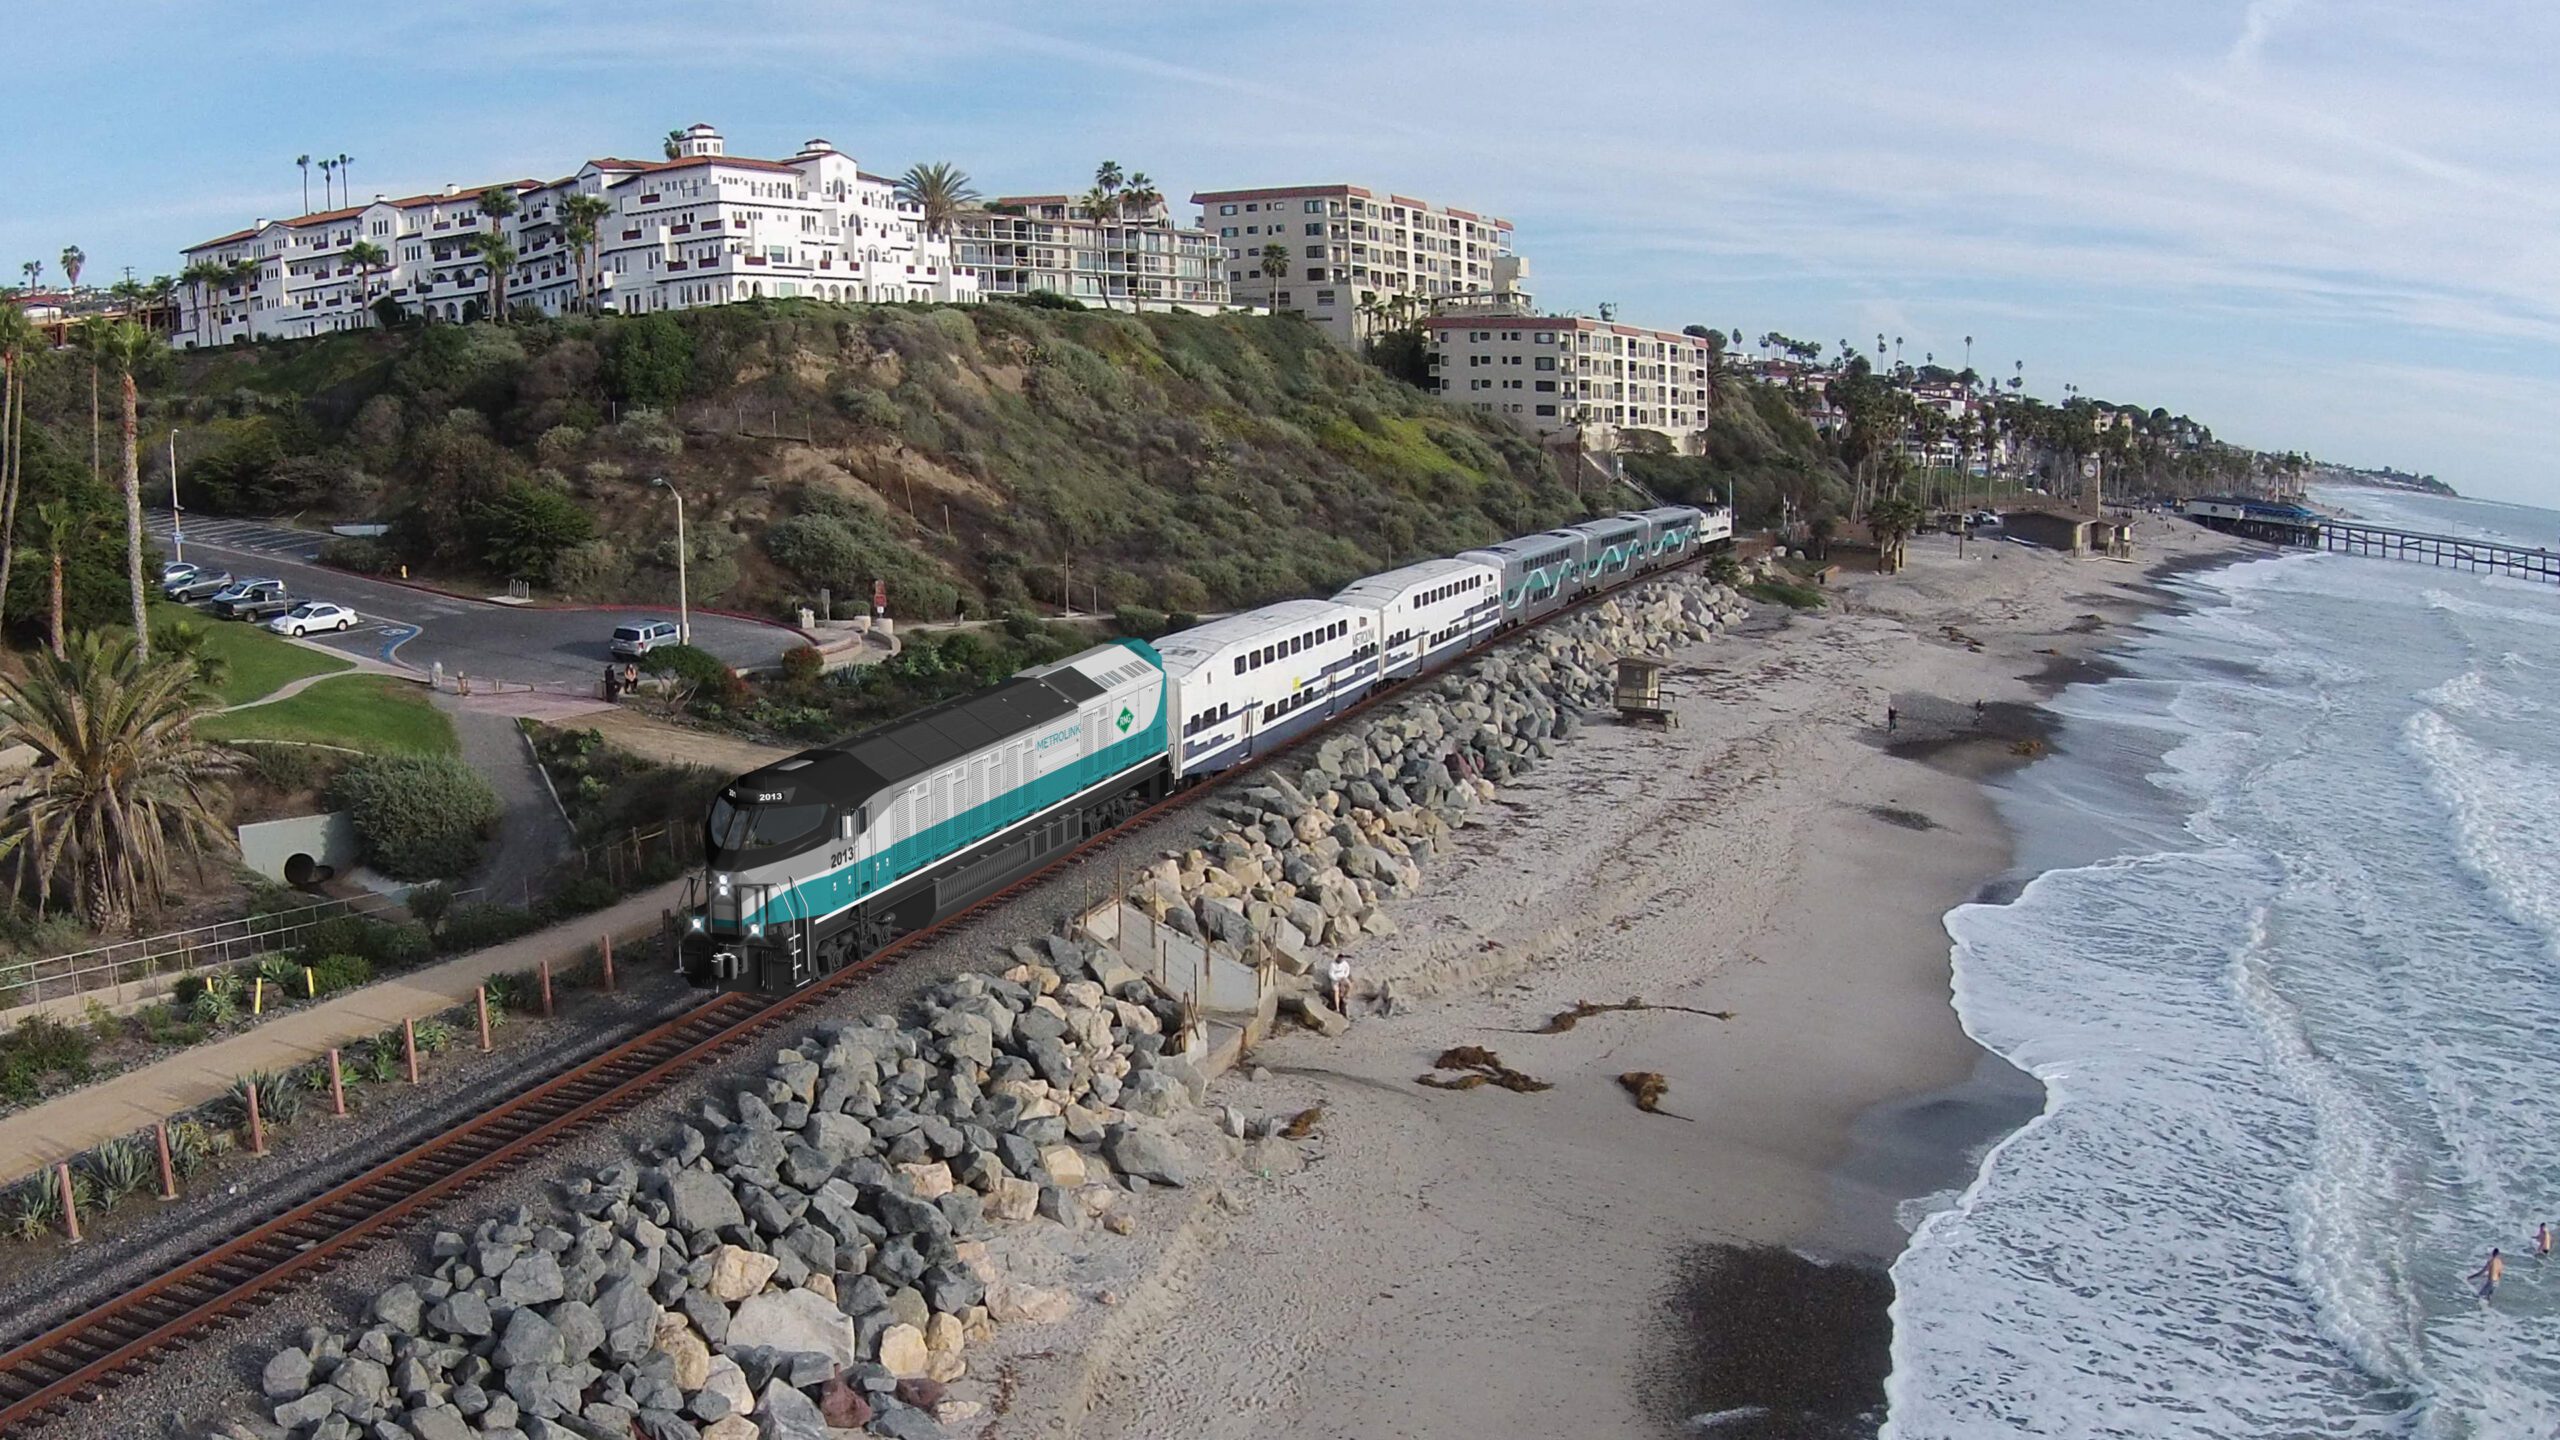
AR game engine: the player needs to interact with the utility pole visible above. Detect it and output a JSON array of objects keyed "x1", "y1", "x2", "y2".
[
  {"x1": 652, "y1": 477, "x2": 689, "y2": 644},
  {"x1": 168, "y1": 431, "x2": 183, "y2": 561}
]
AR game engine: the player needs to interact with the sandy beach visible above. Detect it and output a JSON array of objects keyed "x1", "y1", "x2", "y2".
[{"x1": 962, "y1": 517, "x2": 2246, "y2": 1439}]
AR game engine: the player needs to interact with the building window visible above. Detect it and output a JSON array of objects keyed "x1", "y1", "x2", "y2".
[
  {"x1": 1220, "y1": 204, "x2": 1236, "y2": 215},
  {"x1": 1305, "y1": 200, "x2": 1322, "y2": 213},
  {"x1": 1315, "y1": 290, "x2": 1336, "y2": 306}
]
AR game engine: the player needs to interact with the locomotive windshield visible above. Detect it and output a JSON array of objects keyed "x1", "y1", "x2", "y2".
[{"x1": 707, "y1": 793, "x2": 828, "y2": 855}]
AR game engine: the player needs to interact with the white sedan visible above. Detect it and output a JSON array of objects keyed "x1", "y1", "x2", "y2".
[{"x1": 268, "y1": 602, "x2": 358, "y2": 637}]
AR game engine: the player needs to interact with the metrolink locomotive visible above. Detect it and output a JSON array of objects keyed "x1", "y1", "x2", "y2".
[{"x1": 674, "y1": 503, "x2": 1729, "y2": 994}]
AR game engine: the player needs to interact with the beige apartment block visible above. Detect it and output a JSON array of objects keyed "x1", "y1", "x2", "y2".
[
  {"x1": 1191, "y1": 184, "x2": 1529, "y2": 344},
  {"x1": 953, "y1": 195, "x2": 1229, "y2": 312},
  {"x1": 1425, "y1": 315, "x2": 1713, "y2": 455}
]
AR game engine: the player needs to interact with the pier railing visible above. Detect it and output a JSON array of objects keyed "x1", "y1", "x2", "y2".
[{"x1": 2322, "y1": 521, "x2": 2559, "y2": 586}]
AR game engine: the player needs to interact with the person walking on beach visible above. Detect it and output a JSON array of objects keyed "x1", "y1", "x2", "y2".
[
  {"x1": 1328, "y1": 953, "x2": 1352, "y2": 1017},
  {"x1": 2471, "y1": 1248, "x2": 2505, "y2": 1301},
  {"x1": 2537, "y1": 1223, "x2": 2551, "y2": 1261}
]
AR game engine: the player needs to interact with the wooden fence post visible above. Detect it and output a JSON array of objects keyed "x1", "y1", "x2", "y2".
[
  {"x1": 540, "y1": 960, "x2": 554, "y2": 1018},
  {"x1": 328, "y1": 1049, "x2": 347, "y2": 1116},
  {"x1": 477, "y1": 986, "x2": 492, "y2": 1052},
  {"x1": 56, "y1": 1163, "x2": 79, "y2": 1244},
  {"x1": 600, "y1": 935, "x2": 615, "y2": 993},
  {"x1": 155, "y1": 1122, "x2": 178, "y2": 1201},
  {"x1": 403, "y1": 1018, "x2": 420, "y2": 1084},
  {"x1": 246, "y1": 1083, "x2": 267, "y2": 1157}
]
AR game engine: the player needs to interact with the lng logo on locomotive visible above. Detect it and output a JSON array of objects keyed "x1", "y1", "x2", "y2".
[{"x1": 671, "y1": 503, "x2": 1731, "y2": 995}]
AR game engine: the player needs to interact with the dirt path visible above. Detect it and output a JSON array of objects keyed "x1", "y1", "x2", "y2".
[{"x1": 573, "y1": 706, "x2": 796, "y2": 777}]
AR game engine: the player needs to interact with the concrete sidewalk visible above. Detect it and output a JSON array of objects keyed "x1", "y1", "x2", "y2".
[{"x1": 0, "y1": 879, "x2": 688, "y2": 1177}]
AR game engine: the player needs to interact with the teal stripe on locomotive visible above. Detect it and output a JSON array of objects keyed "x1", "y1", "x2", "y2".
[{"x1": 740, "y1": 640, "x2": 1168, "y2": 931}]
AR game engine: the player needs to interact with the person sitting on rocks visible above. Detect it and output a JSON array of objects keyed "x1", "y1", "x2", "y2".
[{"x1": 1329, "y1": 953, "x2": 1353, "y2": 1017}]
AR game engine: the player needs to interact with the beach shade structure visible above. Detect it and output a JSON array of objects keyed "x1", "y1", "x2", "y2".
[{"x1": 1614, "y1": 656, "x2": 1676, "y2": 728}]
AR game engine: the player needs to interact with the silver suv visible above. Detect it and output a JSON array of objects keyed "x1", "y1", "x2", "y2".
[{"x1": 609, "y1": 619, "x2": 681, "y2": 658}]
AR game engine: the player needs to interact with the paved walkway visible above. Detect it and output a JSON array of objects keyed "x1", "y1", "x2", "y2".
[
  {"x1": 442, "y1": 697, "x2": 575, "y2": 903},
  {"x1": 0, "y1": 879, "x2": 687, "y2": 1177}
]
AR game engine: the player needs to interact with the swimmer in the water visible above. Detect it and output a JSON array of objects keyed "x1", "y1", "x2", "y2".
[{"x1": 2471, "y1": 1248, "x2": 2505, "y2": 1300}]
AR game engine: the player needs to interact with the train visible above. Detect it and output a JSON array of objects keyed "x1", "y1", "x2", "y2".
[{"x1": 673, "y1": 502, "x2": 1730, "y2": 994}]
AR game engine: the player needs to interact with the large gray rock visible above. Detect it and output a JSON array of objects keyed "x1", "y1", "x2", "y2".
[
  {"x1": 499, "y1": 1250, "x2": 566, "y2": 1306},
  {"x1": 406, "y1": 1405, "x2": 476, "y2": 1440},
  {"x1": 802, "y1": 1112, "x2": 873, "y2": 1163},
  {"x1": 728, "y1": 1288, "x2": 859, "y2": 1368},
  {"x1": 271, "y1": 1384, "x2": 348, "y2": 1429},
  {"x1": 493, "y1": 1307, "x2": 565, "y2": 1370},
  {"x1": 371, "y1": 1282, "x2": 425, "y2": 1336},
  {"x1": 1119, "y1": 1071, "x2": 1183, "y2": 1120},
  {"x1": 550, "y1": 1298, "x2": 604, "y2": 1366},
  {"x1": 426, "y1": 1290, "x2": 492, "y2": 1339},
  {"x1": 755, "y1": 1378, "x2": 830, "y2": 1440},
  {"x1": 261, "y1": 1346, "x2": 313, "y2": 1401},
  {"x1": 662, "y1": 1171, "x2": 745, "y2": 1236},
  {"x1": 1102, "y1": 1125, "x2": 1189, "y2": 1187},
  {"x1": 330, "y1": 1355, "x2": 390, "y2": 1408}
]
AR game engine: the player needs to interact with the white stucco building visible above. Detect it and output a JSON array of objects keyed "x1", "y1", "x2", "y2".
[
  {"x1": 176, "y1": 124, "x2": 975, "y2": 346},
  {"x1": 1189, "y1": 183, "x2": 1529, "y2": 345},
  {"x1": 1424, "y1": 315, "x2": 1712, "y2": 456},
  {"x1": 951, "y1": 195, "x2": 1228, "y2": 312}
]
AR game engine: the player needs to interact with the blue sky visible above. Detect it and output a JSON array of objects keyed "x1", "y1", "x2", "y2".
[{"x1": 11, "y1": 0, "x2": 2554, "y2": 503}]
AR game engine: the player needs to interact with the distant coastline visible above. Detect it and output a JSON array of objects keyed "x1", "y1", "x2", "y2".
[{"x1": 2310, "y1": 462, "x2": 2458, "y2": 498}]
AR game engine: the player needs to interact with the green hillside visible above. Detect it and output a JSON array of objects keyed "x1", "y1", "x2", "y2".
[{"x1": 160, "y1": 300, "x2": 1595, "y2": 621}]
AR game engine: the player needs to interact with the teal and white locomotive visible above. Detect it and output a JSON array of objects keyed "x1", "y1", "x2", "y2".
[{"x1": 674, "y1": 502, "x2": 1730, "y2": 994}]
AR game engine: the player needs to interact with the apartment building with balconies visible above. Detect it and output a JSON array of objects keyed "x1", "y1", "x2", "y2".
[
  {"x1": 951, "y1": 195, "x2": 1228, "y2": 312},
  {"x1": 1190, "y1": 184, "x2": 1529, "y2": 345},
  {"x1": 1424, "y1": 315, "x2": 1712, "y2": 455},
  {"x1": 177, "y1": 124, "x2": 974, "y2": 345}
]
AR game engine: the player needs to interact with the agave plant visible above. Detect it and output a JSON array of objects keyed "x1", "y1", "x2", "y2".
[
  {"x1": 255, "y1": 954, "x2": 302, "y2": 990},
  {"x1": 354, "y1": 1044, "x2": 401, "y2": 1085},
  {"x1": 412, "y1": 1019, "x2": 454, "y2": 1056},
  {"x1": 84, "y1": 1135, "x2": 154, "y2": 1208},
  {"x1": 165, "y1": 1119, "x2": 214, "y2": 1175},
  {"x1": 4, "y1": 1175, "x2": 61, "y2": 1242}
]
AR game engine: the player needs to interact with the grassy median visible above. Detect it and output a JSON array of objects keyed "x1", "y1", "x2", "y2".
[
  {"x1": 154, "y1": 601, "x2": 352, "y2": 708},
  {"x1": 200, "y1": 674, "x2": 455, "y2": 755}
]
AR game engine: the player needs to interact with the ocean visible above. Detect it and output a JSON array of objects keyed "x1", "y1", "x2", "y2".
[{"x1": 1883, "y1": 489, "x2": 2560, "y2": 1438}]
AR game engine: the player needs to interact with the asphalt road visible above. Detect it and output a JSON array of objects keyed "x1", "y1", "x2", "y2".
[{"x1": 151, "y1": 511, "x2": 799, "y2": 690}]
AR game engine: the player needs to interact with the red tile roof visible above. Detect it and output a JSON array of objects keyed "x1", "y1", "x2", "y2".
[
  {"x1": 285, "y1": 206, "x2": 365, "y2": 228},
  {"x1": 183, "y1": 226, "x2": 262, "y2": 252},
  {"x1": 1190, "y1": 184, "x2": 1370, "y2": 205},
  {"x1": 637, "y1": 154, "x2": 802, "y2": 176}
]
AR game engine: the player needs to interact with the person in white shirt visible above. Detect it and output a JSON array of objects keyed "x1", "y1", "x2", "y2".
[{"x1": 1328, "y1": 954, "x2": 1352, "y2": 1017}]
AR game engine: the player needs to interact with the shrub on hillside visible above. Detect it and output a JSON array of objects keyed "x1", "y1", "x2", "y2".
[
  {"x1": 780, "y1": 645, "x2": 824, "y2": 683},
  {"x1": 306, "y1": 953, "x2": 375, "y2": 996},
  {"x1": 472, "y1": 479, "x2": 596, "y2": 584},
  {"x1": 637, "y1": 643, "x2": 742, "y2": 700},
  {"x1": 321, "y1": 537, "x2": 395, "y2": 574},
  {"x1": 605, "y1": 314, "x2": 694, "y2": 411},
  {"x1": 438, "y1": 902, "x2": 540, "y2": 953},
  {"x1": 331, "y1": 754, "x2": 503, "y2": 880}
]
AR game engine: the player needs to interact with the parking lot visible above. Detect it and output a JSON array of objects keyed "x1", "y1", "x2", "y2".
[{"x1": 153, "y1": 511, "x2": 800, "y2": 690}]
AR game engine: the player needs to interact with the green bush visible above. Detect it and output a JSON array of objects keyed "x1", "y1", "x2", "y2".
[
  {"x1": 779, "y1": 644, "x2": 824, "y2": 683},
  {"x1": 539, "y1": 873, "x2": 624, "y2": 921},
  {"x1": 406, "y1": 882, "x2": 456, "y2": 937},
  {"x1": 604, "y1": 313, "x2": 694, "y2": 410},
  {"x1": 332, "y1": 753, "x2": 503, "y2": 880},
  {"x1": 637, "y1": 644, "x2": 745, "y2": 706},
  {"x1": 1744, "y1": 578, "x2": 1827, "y2": 610},
  {"x1": 372, "y1": 923, "x2": 433, "y2": 967},
  {"x1": 307, "y1": 953, "x2": 375, "y2": 996},
  {"x1": 472, "y1": 479, "x2": 596, "y2": 584},
  {"x1": 438, "y1": 902, "x2": 539, "y2": 953},
  {"x1": 320, "y1": 537, "x2": 396, "y2": 574}
]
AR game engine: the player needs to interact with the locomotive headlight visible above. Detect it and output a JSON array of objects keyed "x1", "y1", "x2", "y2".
[
  {"x1": 689, "y1": 917, "x2": 704, "y2": 932},
  {"x1": 714, "y1": 873, "x2": 732, "y2": 897},
  {"x1": 749, "y1": 923, "x2": 763, "y2": 936}
]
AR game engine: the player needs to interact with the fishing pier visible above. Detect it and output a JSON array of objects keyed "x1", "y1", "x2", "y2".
[{"x1": 2177, "y1": 498, "x2": 2560, "y2": 587}]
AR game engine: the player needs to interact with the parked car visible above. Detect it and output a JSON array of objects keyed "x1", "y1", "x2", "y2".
[
  {"x1": 609, "y1": 619, "x2": 681, "y2": 658},
  {"x1": 210, "y1": 579, "x2": 293, "y2": 621},
  {"x1": 162, "y1": 560, "x2": 200, "y2": 588},
  {"x1": 267, "y1": 601, "x2": 358, "y2": 637},
  {"x1": 166, "y1": 567, "x2": 235, "y2": 601}
]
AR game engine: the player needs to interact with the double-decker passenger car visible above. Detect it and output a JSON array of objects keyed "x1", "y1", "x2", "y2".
[{"x1": 1154, "y1": 599, "x2": 1375, "y2": 781}]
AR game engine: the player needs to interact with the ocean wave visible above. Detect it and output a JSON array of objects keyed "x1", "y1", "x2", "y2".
[
  {"x1": 2403, "y1": 710, "x2": 2560, "y2": 958},
  {"x1": 2418, "y1": 669, "x2": 2542, "y2": 719}
]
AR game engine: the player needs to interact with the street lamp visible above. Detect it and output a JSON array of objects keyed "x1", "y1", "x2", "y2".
[
  {"x1": 168, "y1": 429, "x2": 183, "y2": 563},
  {"x1": 651, "y1": 477, "x2": 689, "y2": 645}
]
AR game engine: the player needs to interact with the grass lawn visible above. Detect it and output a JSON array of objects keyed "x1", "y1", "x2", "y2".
[
  {"x1": 154, "y1": 601, "x2": 350, "y2": 707},
  {"x1": 201, "y1": 675, "x2": 456, "y2": 755}
]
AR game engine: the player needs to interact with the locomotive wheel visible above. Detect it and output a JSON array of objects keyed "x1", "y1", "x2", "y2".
[{"x1": 852, "y1": 911, "x2": 900, "y2": 956}]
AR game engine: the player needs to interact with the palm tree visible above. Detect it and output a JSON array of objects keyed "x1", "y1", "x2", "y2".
[
  {"x1": 88, "y1": 320, "x2": 157, "y2": 653},
  {"x1": 663, "y1": 129, "x2": 687, "y2": 161},
  {"x1": 559, "y1": 194, "x2": 612, "y2": 312},
  {"x1": 20, "y1": 260, "x2": 42, "y2": 291},
  {"x1": 0, "y1": 631, "x2": 238, "y2": 931},
  {"x1": 1094, "y1": 160, "x2": 1124, "y2": 199},
  {"x1": 69, "y1": 316, "x2": 109, "y2": 482},
  {"x1": 468, "y1": 232, "x2": 518, "y2": 321},
  {"x1": 893, "y1": 163, "x2": 978, "y2": 240},
  {"x1": 336, "y1": 153, "x2": 354, "y2": 205},
  {"x1": 1868, "y1": 493, "x2": 1928, "y2": 573},
  {"x1": 474, "y1": 187, "x2": 522, "y2": 320},
  {"x1": 32, "y1": 500, "x2": 94, "y2": 658},
  {"x1": 0, "y1": 302, "x2": 33, "y2": 635},
  {"x1": 1119, "y1": 172, "x2": 1161, "y2": 219},
  {"x1": 297, "y1": 154, "x2": 313, "y2": 213},
  {"x1": 1259, "y1": 241, "x2": 1290, "y2": 303},
  {"x1": 179, "y1": 259, "x2": 224, "y2": 345},
  {"x1": 59, "y1": 246, "x2": 84, "y2": 291},
  {"x1": 318, "y1": 157, "x2": 337, "y2": 210},
  {"x1": 347, "y1": 240, "x2": 389, "y2": 320},
  {"x1": 1078, "y1": 188, "x2": 1121, "y2": 309}
]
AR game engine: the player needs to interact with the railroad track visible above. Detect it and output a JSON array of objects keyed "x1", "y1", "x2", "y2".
[{"x1": 0, "y1": 549, "x2": 1720, "y2": 1435}]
